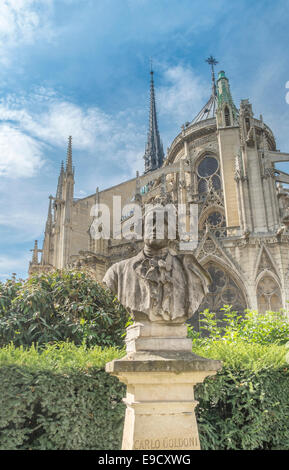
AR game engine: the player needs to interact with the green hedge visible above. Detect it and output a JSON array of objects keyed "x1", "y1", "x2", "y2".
[
  {"x1": 0, "y1": 341, "x2": 288, "y2": 450},
  {"x1": 0, "y1": 343, "x2": 125, "y2": 450},
  {"x1": 193, "y1": 341, "x2": 289, "y2": 450}
]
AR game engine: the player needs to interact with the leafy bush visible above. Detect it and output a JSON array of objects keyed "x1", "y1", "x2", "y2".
[
  {"x1": 0, "y1": 341, "x2": 288, "y2": 450},
  {"x1": 188, "y1": 305, "x2": 289, "y2": 346},
  {"x1": 0, "y1": 270, "x2": 129, "y2": 349}
]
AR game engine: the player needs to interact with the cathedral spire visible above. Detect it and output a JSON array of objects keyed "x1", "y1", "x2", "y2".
[
  {"x1": 144, "y1": 68, "x2": 164, "y2": 174},
  {"x1": 66, "y1": 136, "x2": 73, "y2": 175}
]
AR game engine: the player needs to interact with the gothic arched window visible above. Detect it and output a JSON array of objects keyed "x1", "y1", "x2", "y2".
[
  {"x1": 257, "y1": 275, "x2": 282, "y2": 313},
  {"x1": 189, "y1": 262, "x2": 247, "y2": 331},
  {"x1": 197, "y1": 155, "x2": 221, "y2": 195}
]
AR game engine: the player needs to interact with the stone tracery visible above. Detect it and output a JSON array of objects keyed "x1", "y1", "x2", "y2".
[
  {"x1": 190, "y1": 261, "x2": 247, "y2": 331},
  {"x1": 257, "y1": 275, "x2": 282, "y2": 313}
]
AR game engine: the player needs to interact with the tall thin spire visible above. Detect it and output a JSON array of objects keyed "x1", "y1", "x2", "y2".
[
  {"x1": 66, "y1": 136, "x2": 73, "y2": 175},
  {"x1": 143, "y1": 68, "x2": 164, "y2": 174}
]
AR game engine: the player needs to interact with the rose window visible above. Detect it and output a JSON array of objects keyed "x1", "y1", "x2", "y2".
[{"x1": 201, "y1": 211, "x2": 226, "y2": 237}]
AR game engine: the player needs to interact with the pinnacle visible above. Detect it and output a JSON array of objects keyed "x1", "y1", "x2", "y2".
[
  {"x1": 56, "y1": 161, "x2": 65, "y2": 199},
  {"x1": 31, "y1": 240, "x2": 39, "y2": 264},
  {"x1": 45, "y1": 196, "x2": 53, "y2": 232},
  {"x1": 66, "y1": 136, "x2": 73, "y2": 175}
]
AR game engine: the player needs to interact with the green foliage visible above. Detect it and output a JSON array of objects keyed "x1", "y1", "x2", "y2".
[
  {"x1": 0, "y1": 270, "x2": 129, "y2": 349},
  {"x1": 0, "y1": 341, "x2": 288, "y2": 450},
  {"x1": 0, "y1": 342, "x2": 125, "y2": 372},
  {"x1": 192, "y1": 340, "x2": 287, "y2": 371},
  {"x1": 188, "y1": 308, "x2": 289, "y2": 449},
  {"x1": 0, "y1": 278, "x2": 22, "y2": 313},
  {"x1": 0, "y1": 343, "x2": 125, "y2": 450},
  {"x1": 236, "y1": 309, "x2": 289, "y2": 345},
  {"x1": 188, "y1": 305, "x2": 289, "y2": 346},
  {"x1": 195, "y1": 365, "x2": 289, "y2": 450},
  {"x1": 1, "y1": 292, "x2": 289, "y2": 450}
]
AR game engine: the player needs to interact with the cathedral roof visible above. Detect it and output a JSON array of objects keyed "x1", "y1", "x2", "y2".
[{"x1": 191, "y1": 92, "x2": 218, "y2": 125}]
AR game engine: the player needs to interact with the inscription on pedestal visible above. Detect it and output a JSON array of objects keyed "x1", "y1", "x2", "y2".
[{"x1": 134, "y1": 436, "x2": 199, "y2": 450}]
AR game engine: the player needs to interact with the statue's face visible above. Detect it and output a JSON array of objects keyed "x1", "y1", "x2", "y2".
[
  {"x1": 144, "y1": 237, "x2": 168, "y2": 250},
  {"x1": 144, "y1": 211, "x2": 169, "y2": 250}
]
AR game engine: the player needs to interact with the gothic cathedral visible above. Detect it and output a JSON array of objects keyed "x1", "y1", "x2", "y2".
[{"x1": 29, "y1": 59, "x2": 289, "y2": 322}]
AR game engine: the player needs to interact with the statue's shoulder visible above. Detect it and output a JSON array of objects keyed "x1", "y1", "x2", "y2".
[
  {"x1": 181, "y1": 253, "x2": 211, "y2": 290},
  {"x1": 105, "y1": 250, "x2": 144, "y2": 277},
  {"x1": 103, "y1": 250, "x2": 145, "y2": 295}
]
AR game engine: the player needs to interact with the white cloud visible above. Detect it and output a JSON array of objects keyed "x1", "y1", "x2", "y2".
[
  {"x1": 0, "y1": 206, "x2": 44, "y2": 235},
  {"x1": 0, "y1": 124, "x2": 44, "y2": 178},
  {"x1": 0, "y1": 0, "x2": 54, "y2": 65},
  {"x1": 158, "y1": 65, "x2": 209, "y2": 125},
  {"x1": 25, "y1": 101, "x2": 113, "y2": 151},
  {"x1": 0, "y1": 65, "x2": 208, "y2": 182},
  {"x1": 0, "y1": 88, "x2": 145, "y2": 180},
  {"x1": 0, "y1": 64, "x2": 209, "y2": 182}
]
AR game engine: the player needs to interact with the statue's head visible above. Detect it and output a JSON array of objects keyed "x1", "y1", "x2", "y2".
[{"x1": 143, "y1": 205, "x2": 173, "y2": 251}]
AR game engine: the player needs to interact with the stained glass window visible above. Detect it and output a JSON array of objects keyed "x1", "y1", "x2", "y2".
[
  {"x1": 197, "y1": 155, "x2": 221, "y2": 195},
  {"x1": 212, "y1": 174, "x2": 221, "y2": 190},
  {"x1": 198, "y1": 179, "x2": 207, "y2": 193},
  {"x1": 197, "y1": 156, "x2": 218, "y2": 177}
]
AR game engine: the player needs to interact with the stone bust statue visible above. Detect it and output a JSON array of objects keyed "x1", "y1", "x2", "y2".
[{"x1": 103, "y1": 207, "x2": 211, "y2": 324}]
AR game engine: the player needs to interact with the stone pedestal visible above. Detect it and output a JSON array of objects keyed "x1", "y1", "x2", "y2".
[{"x1": 106, "y1": 323, "x2": 222, "y2": 451}]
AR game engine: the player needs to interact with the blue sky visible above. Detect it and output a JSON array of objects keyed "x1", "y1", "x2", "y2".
[{"x1": 0, "y1": 0, "x2": 289, "y2": 280}]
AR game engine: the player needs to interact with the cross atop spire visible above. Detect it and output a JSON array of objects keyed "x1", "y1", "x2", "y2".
[
  {"x1": 66, "y1": 136, "x2": 73, "y2": 175},
  {"x1": 190, "y1": 56, "x2": 219, "y2": 125},
  {"x1": 205, "y1": 55, "x2": 218, "y2": 97},
  {"x1": 144, "y1": 67, "x2": 164, "y2": 174}
]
